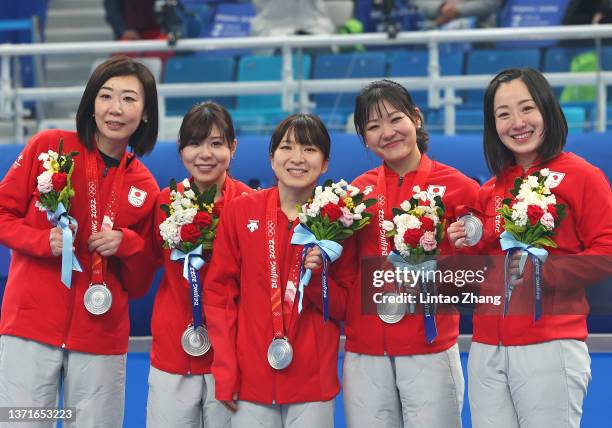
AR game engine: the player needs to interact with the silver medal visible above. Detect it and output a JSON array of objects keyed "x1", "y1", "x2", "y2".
[
  {"x1": 459, "y1": 214, "x2": 483, "y2": 246},
  {"x1": 84, "y1": 283, "x2": 112, "y2": 315},
  {"x1": 181, "y1": 325, "x2": 211, "y2": 357},
  {"x1": 377, "y1": 292, "x2": 407, "y2": 324},
  {"x1": 267, "y1": 338, "x2": 293, "y2": 370}
]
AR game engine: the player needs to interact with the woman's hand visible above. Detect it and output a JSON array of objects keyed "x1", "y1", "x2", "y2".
[
  {"x1": 49, "y1": 227, "x2": 63, "y2": 256},
  {"x1": 49, "y1": 225, "x2": 76, "y2": 256},
  {"x1": 303, "y1": 246, "x2": 323, "y2": 270},
  {"x1": 447, "y1": 220, "x2": 468, "y2": 249},
  {"x1": 88, "y1": 230, "x2": 123, "y2": 257},
  {"x1": 508, "y1": 251, "x2": 526, "y2": 287},
  {"x1": 220, "y1": 394, "x2": 238, "y2": 412}
]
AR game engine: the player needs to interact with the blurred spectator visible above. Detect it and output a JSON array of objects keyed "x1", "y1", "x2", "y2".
[
  {"x1": 563, "y1": 0, "x2": 612, "y2": 25},
  {"x1": 250, "y1": 0, "x2": 335, "y2": 36},
  {"x1": 413, "y1": 0, "x2": 503, "y2": 28},
  {"x1": 104, "y1": 0, "x2": 161, "y2": 40}
]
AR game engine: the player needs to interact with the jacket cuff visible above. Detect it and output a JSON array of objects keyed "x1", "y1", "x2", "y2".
[{"x1": 114, "y1": 227, "x2": 144, "y2": 258}]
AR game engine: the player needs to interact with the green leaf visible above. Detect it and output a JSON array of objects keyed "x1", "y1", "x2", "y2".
[
  {"x1": 363, "y1": 197, "x2": 377, "y2": 208},
  {"x1": 532, "y1": 236, "x2": 558, "y2": 248},
  {"x1": 169, "y1": 179, "x2": 177, "y2": 192}
]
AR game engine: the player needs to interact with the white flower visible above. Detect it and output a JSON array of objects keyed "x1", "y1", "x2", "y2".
[
  {"x1": 337, "y1": 179, "x2": 348, "y2": 187},
  {"x1": 511, "y1": 201, "x2": 528, "y2": 227},
  {"x1": 314, "y1": 186, "x2": 323, "y2": 196},
  {"x1": 180, "y1": 197, "x2": 193, "y2": 209},
  {"x1": 540, "y1": 168, "x2": 550, "y2": 177},
  {"x1": 540, "y1": 212, "x2": 555, "y2": 230},
  {"x1": 354, "y1": 203, "x2": 366, "y2": 214},
  {"x1": 34, "y1": 201, "x2": 46, "y2": 212},
  {"x1": 526, "y1": 175, "x2": 539, "y2": 189},
  {"x1": 347, "y1": 185, "x2": 360, "y2": 197},
  {"x1": 353, "y1": 213, "x2": 362, "y2": 220},
  {"x1": 37, "y1": 171, "x2": 53, "y2": 193},
  {"x1": 182, "y1": 179, "x2": 191, "y2": 188},
  {"x1": 298, "y1": 212, "x2": 308, "y2": 223},
  {"x1": 38, "y1": 152, "x2": 49, "y2": 162},
  {"x1": 183, "y1": 189, "x2": 195, "y2": 200},
  {"x1": 413, "y1": 186, "x2": 421, "y2": 193},
  {"x1": 382, "y1": 220, "x2": 395, "y2": 231},
  {"x1": 400, "y1": 200, "x2": 411, "y2": 212},
  {"x1": 394, "y1": 213, "x2": 421, "y2": 230},
  {"x1": 159, "y1": 219, "x2": 181, "y2": 247}
]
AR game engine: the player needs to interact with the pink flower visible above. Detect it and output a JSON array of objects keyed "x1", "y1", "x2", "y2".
[
  {"x1": 419, "y1": 230, "x2": 438, "y2": 252},
  {"x1": 37, "y1": 171, "x2": 53, "y2": 193},
  {"x1": 339, "y1": 207, "x2": 354, "y2": 227},
  {"x1": 540, "y1": 212, "x2": 555, "y2": 230}
]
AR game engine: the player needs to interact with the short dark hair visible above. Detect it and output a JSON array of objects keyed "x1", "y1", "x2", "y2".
[
  {"x1": 178, "y1": 101, "x2": 236, "y2": 152},
  {"x1": 269, "y1": 114, "x2": 331, "y2": 160},
  {"x1": 354, "y1": 79, "x2": 428, "y2": 153},
  {"x1": 76, "y1": 56, "x2": 159, "y2": 157},
  {"x1": 483, "y1": 68, "x2": 567, "y2": 177}
]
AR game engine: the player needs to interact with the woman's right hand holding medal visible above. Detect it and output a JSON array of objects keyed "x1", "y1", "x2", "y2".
[{"x1": 447, "y1": 220, "x2": 468, "y2": 249}]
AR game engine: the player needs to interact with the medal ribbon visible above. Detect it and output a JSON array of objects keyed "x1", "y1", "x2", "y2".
[
  {"x1": 500, "y1": 232, "x2": 548, "y2": 320},
  {"x1": 290, "y1": 223, "x2": 343, "y2": 321},
  {"x1": 171, "y1": 245, "x2": 205, "y2": 329},
  {"x1": 387, "y1": 252, "x2": 438, "y2": 343},
  {"x1": 375, "y1": 156, "x2": 436, "y2": 339},
  {"x1": 47, "y1": 202, "x2": 82, "y2": 288},
  {"x1": 84, "y1": 149, "x2": 128, "y2": 285},
  {"x1": 266, "y1": 188, "x2": 302, "y2": 340}
]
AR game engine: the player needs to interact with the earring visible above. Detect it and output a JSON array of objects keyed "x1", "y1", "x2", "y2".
[
  {"x1": 143, "y1": 117, "x2": 148, "y2": 124},
  {"x1": 92, "y1": 113, "x2": 95, "y2": 118}
]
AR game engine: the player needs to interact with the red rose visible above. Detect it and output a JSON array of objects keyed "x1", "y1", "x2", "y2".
[
  {"x1": 193, "y1": 211, "x2": 212, "y2": 229},
  {"x1": 321, "y1": 203, "x2": 343, "y2": 222},
  {"x1": 403, "y1": 228, "x2": 422, "y2": 248},
  {"x1": 211, "y1": 205, "x2": 221, "y2": 217},
  {"x1": 420, "y1": 216, "x2": 435, "y2": 232},
  {"x1": 51, "y1": 172, "x2": 67, "y2": 191},
  {"x1": 547, "y1": 204, "x2": 558, "y2": 220},
  {"x1": 527, "y1": 205, "x2": 544, "y2": 225},
  {"x1": 180, "y1": 224, "x2": 201, "y2": 243},
  {"x1": 337, "y1": 197, "x2": 346, "y2": 208}
]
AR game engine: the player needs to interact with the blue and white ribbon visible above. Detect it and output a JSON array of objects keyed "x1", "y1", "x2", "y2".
[
  {"x1": 500, "y1": 231, "x2": 548, "y2": 320},
  {"x1": 387, "y1": 252, "x2": 438, "y2": 343},
  {"x1": 290, "y1": 224, "x2": 343, "y2": 321},
  {"x1": 47, "y1": 202, "x2": 82, "y2": 288},
  {"x1": 171, "y1": 245, "x2": 205, "y2": 328}
]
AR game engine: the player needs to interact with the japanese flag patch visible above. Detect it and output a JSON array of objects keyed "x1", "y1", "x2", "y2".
[
  {"x1": 427, "y1": 185, "x2": 446, "y2": 200},
  {"x1": 128, "y1": 186, "x2": 147, "y2": 207},
  {"x1": 544, "y1": 171, "x2": 565, "y2": 189}
]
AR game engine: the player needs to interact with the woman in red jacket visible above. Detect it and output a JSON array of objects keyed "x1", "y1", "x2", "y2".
[
  {"x1": 0, "y1": 56, "x2": 160, "y2": 427},
  {"x1": 204, "y1": 113, "x2": 353, "y2": 427},
  {"x1": 343, "y1": 79, "x2": 479, "y2": 428},
  {"x1": 146, "y1": 102, "x2": 253, "y2": 427},
  {"x1": 449, "y1": 68, "x2": 612, "y2": 428}
]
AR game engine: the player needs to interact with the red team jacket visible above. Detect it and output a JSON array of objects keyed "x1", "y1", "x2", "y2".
[
  {"x1": 346, "y1": 155, "x2": 479, "y2": 356},
  {"x1": 150, "y1": 177, "x2": 253, "y2": 375},
  {"x1": 472, "y1": 152, "x2": 612, "y2": 346},
  {"x1": 204, "y1": 188, "x2": 354, "y2": 404},
  {"x1": 0, "y1": 130, "x2": 159, "y2": 354}
]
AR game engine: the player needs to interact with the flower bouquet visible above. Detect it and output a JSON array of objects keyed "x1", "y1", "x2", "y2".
[
  {"x1": 497, "y1": 169, "x2": 566, "y2": 319},
  {"x1": 292, "y1": 179, "x2": 376, "y2": 320},
  {"x1": 159, "y1": 179, "x2": 219, "y2": 257},
  {"x1": 159, "y1": 179, "x2": 219, "y2": 356},
  {"x1": 381, "y1": 186, "x2": 445, "y2": 342},
  {"x1": 35, "y1": 139, "x2": 81, "y2": 288}
]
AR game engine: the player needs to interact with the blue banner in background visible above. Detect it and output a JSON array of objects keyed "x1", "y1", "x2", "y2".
[{"x1": 498, "y1": 0, "x2": 571, "y2": 48}]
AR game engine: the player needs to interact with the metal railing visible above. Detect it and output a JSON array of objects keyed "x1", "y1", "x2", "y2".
[{"x1": 2, "y1": 24, "x2": 612, "y2": 143}]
